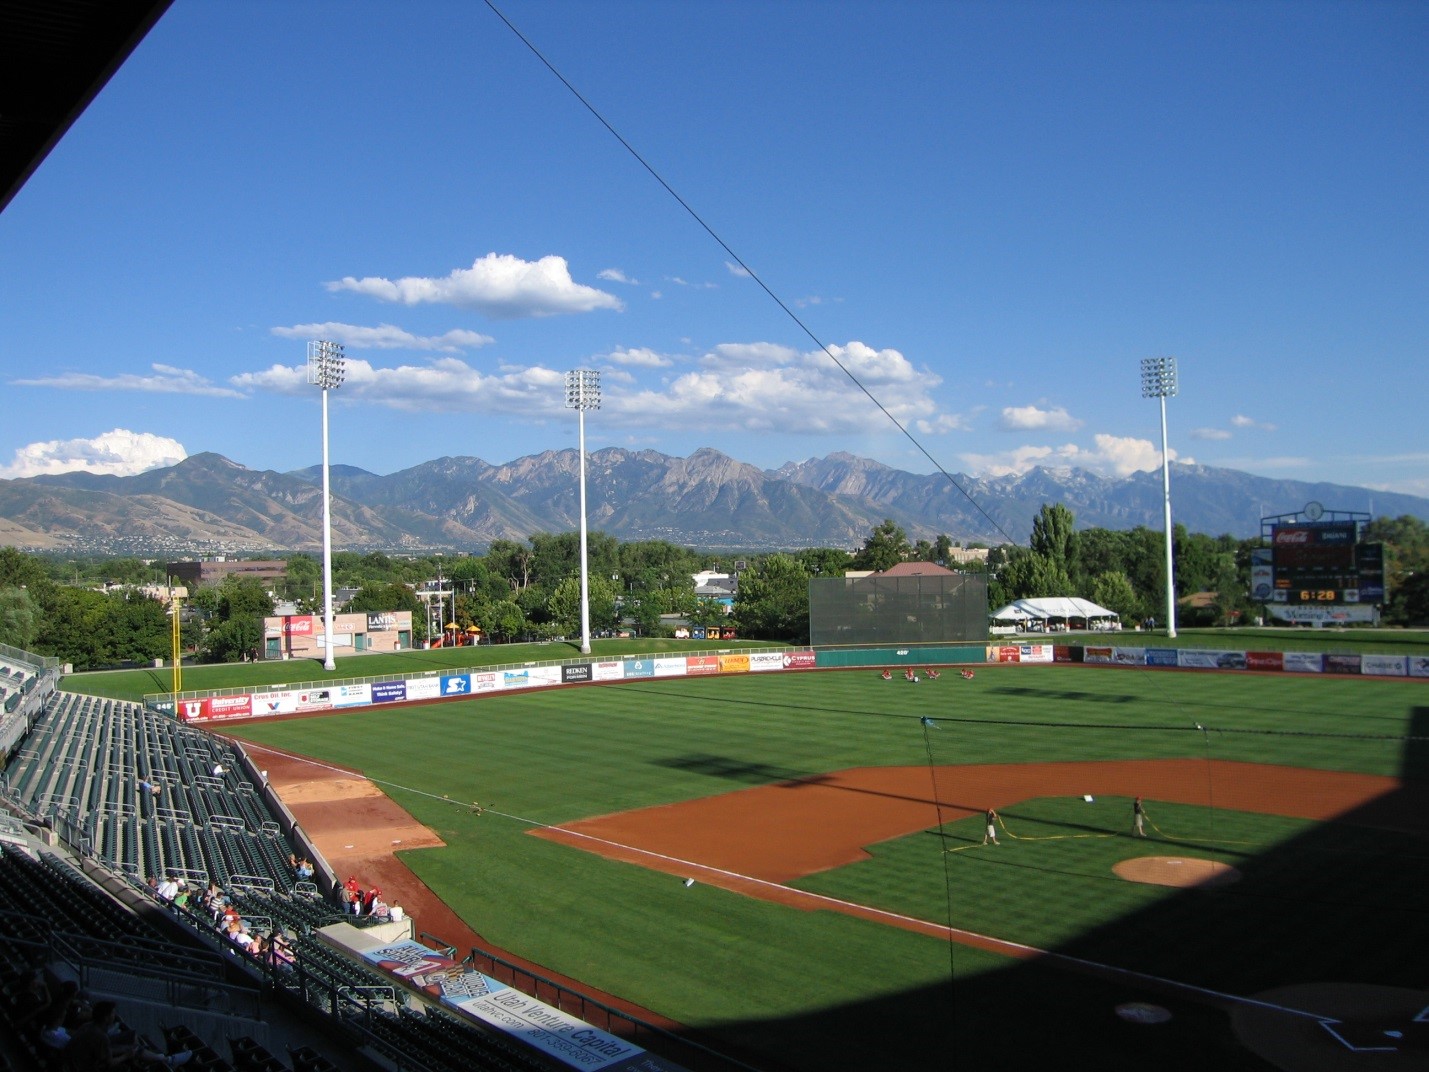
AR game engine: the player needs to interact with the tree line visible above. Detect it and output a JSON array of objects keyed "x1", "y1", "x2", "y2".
[{"x1": 0, "y1": 510, "x2": 1424, "y2": 670}]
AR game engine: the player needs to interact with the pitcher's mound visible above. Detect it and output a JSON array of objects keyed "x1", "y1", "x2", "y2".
[{"x1": 1114, "y1": 855, "x2": 1240, "y2": 888}]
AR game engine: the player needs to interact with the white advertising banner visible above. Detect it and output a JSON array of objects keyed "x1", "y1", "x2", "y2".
[
  {"x1": 406, "y1": 676, "x2": 442, "y2": 701},
  {"x1": 1410, "y1": 655, "x2": 1429, "y2": 679},
  {"x1": 1361, "y1": 655, "x2": 1408, "y2": 677},
  {"x1": 1283, "y1": 652, "x2": 1324, "y2": 673},
  {"x1": 253, "y1": 690, "x2": 299, "y2": 717},
  {"x1": 471, "y1": 672, "x2": 501, "y2": 693},
  {"x1": 748, "y1": 651, "x2": 786, "y2": 672},
  {"x1": 652, "y1": 657, "x2": 687, "y2": 677},
  {"x1": 591, "y1": 660, "x2": 624, "y2": 682},
  {"x1": 333, "y1": 683, "x2": 372, "y2": 708},
  {"x1": 1112, "y1": 647, "x2": 1146, "y2": 666},
  {"x1": 1018, "y1": 644, "x2": 1054, "y2": 664},
  {"x1": 1266, "y1": 604, "x2": 1377, "y2": 625}
]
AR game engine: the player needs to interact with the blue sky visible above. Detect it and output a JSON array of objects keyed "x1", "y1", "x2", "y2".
[{"x1": 2, "y1": 0, "x2": 1426, "y2": 499}]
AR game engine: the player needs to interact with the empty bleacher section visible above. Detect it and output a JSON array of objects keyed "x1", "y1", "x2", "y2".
[
  {"x1": 1, "y1": 692, "x2": 302, "y2": 892},
  {"x1": 0, "y1": 643, "x2": 60, "y2": 760}
]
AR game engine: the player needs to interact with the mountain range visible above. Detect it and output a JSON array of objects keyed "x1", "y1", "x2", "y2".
[{"x1": 0, "y1": 447, "x2": 1422, "y2": 555}]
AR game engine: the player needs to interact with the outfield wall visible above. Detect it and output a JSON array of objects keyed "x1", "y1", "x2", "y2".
[{"x1": 157, "y1": 643, "x2": 1427, "y2": 724}]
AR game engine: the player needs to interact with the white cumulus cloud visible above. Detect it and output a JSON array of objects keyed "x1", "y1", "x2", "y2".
[
  {"x1": 598, "y1": 268, "x2": 639, "y2": 285},
  {"x1": 231, "y1": 357, "x2": 566, "y2": 415},
  {"x1": 326, "y1": 253, "x2": 623, "y2": 318},
  {"x1": 11, "y1": 363, "x2": 245, "y2": 398},
  {"x1": 0, "y1": 429, "x2": 186, "y2": 479},
  {"x1": 271, "y1": 322, "x2": 493, "y2": 352},
  {"x1": 960, "y1": 433, "x2": 1191, "y2": 479},
  {"x1": 999, "y1": 404, "x2": 1082, "y2": 432},
  {"x1": 1190, "y1": 427, "x2": 1233, "y2": 441},
  {"x1": 606, "y1": 347, "x2": 672, "y2": 369},
  {"x1": 1230, "y1": 414, "x2": 1277, "y2": 431}
]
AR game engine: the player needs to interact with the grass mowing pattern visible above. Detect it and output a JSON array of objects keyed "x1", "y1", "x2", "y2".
[{"x1": 225, "y1": 666, "x2": 1428, "y2": 1072}]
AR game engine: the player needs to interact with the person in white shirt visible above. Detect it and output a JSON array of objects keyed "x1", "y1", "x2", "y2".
[{"x1": 156, "y1": 874, "x2": 181, "y2": 902}]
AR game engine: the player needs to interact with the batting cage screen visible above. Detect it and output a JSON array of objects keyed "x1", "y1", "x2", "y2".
[{"x1": 808, "y1": 573, "x2": 988, "y2": 647}]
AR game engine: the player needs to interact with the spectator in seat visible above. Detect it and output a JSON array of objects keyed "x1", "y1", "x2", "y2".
[
  {"x1": 387, "y1": 901, "x2": 405, "y2": 923},
  {"x1": 267, "y1": 929, "x2": 296, "y2": 971},
  {"x1": 65, "y1": 999, "x2": 191, "y2": 1068},
  {"x1": 156, "y1": 873, "x2": 181, "y2": 903}
]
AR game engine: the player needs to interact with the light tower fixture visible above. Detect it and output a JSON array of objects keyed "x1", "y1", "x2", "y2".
[
  {"x1": 1140, "y1": 356, "x2": 1178, "y2": 638},
  {"x1": 565, "y1": 369, "x2": 601, "y2": 655},
  {"x1": 307, "y1": 340, "x2": 346, "y2": 670}
]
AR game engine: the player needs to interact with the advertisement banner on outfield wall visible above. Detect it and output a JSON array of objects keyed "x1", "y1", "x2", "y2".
[
  {"x1": 196, "y1": 694, "x2": 253, "y2": 721},
  {"x1": 1361, "y1": 655, "x2": 1407, "y2": 677},
  {"x1": 1246, "y1": 651, "x2": 1284, "y2": 672},
  {"x1": 1019, "y1": 644, "x2": 1054, "y2": 663},
  {"x1": 440, "y1": 674, "x2": 472, "y2": 697},
  {"x1": 1112, "y1": 648, "x2": 1146, "y2": 665},
  {"x1": 592, "y1": 660, "x2": 624, "y2": 681},
  {"x1": 295, "y1": 690, "x2": 333, "y2": 713},
  {"x1": 1410, "y1": 656, "x2": 1429, "y2": 678},
  {"x1": 1324, "y1": 653, "x2": 1362, "y2": 675},
  {"x1": 718, "y1": 653, "x2": 750, "y2": 674},
  {"x1": 749, "y1": 652, "x2": 786, "y2": 672},
  {"x1": 1053, "y1": 645, "x2": 1082, "y2": 663},
  {"x1": 653, "y1": 657, "x2": 686, "y2": 677},
  {"x1": 686, "y1": 655, "x2": 719, "y2": 675},
  {"x1": 500, "y1": 669, "x2": 535, "y2": 690},
  {"x1": 252, "y1": 692, "x2": 295, "y2": 718},
  {"x1": 995, "y1": 646, "x2": 1020, "y2": 663},
  {"x1": 1283, "y1": 652, "x2": 1324, "y2": 673},
  {"x1": 406, "y1": 676, "x2": 441, "y2": 701},
  {"x1": 1176, "y1": 650, "x2": 1216, "y2": 669},
  {"x1": 471, "y1": 672, "x2": 500, "y2": 693},
  {"x1": 1083, "y1": 646, "x2": 1113, "y2": 663},
  {"x1": 622, "y1": 658, "x2": 654, "y2": 678},
  {"x1": 1145, "y1": 648, "x2": 1179, "y2": 668},
  {"x1": 333, "y1": 684, "x2": 371, "y2": 708},
  {"x1": 781, "y1": 651, "x2": 817, "y2": 669},
  {"x1": 561, "y1": 663, "x2": 592, "y2": 684},
  {"x1": 372, "y1": 681, "x2": 407, "y2": 705}
]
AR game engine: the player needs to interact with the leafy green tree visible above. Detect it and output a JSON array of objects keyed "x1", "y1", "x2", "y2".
[
  {"x1": 851, "y1": 519, "x2": 910, "y2": 572},
  {"x1": 479, "y1": 600, "x2": 526, "y2": 643},
  {"x1": 795, "y1": 548, "x2": 852, "y2": 578},
  {"x1": 0, "y1": 586, "x2": 40, "y2": 650},
  {"x1": 1089, "y1": 570, "x2": 1142, "y2": 623},
  {"x1": 343, "y1": 582, "x2": 424, "y2": 618},
  {"x1": 1030, "y1": 503, "x2": 1078, "y2": 576},
  {"x1": 205, "y1": 616, "x2": 265, "y2": 663},
  {"x1": 282, "y1": 554, "x2": 321, "y2": 602},
  {"x1": 734, "y1": 553, "x2": 810, "y2": 641},
  {"x1": 0, "y1": 547, "x2": 48, "y2": 591},
  {"x1": 998, "y1": 550, "x2": 1074, "y2": 601},
  {"x1": 546, "y1": 575, "x2": 620, "y2": 635}
]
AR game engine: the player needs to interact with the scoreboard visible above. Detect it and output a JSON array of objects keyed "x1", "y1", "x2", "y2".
[{"x1": 1258, "y1": 520, "x2": 1383, "y2": 605}]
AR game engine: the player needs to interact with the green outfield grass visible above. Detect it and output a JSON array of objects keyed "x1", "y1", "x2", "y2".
[{"x1": 216, "y1": 665, "x2": 1428, "y2": 1072}]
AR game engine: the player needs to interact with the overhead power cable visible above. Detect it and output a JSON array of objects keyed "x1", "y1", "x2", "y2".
[{"x1": 482, "y1": 0, "x2": 1021, "y2": 546}]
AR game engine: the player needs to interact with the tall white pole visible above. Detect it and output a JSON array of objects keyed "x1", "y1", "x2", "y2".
[
  {"x1": 308, "y1": 340, "x2": 345, "y2": 671},
  {"x1": 577, "y1": 405, "x2": 592, "y2": 655},
  {"x1": 1141, "y1": 356, "x2": 1178, "y2": 639},
  {"x1": 565, "y1": 369, "x2": 600, "y2": 656},
  {"x1": 320, "y1": 385, "x2": 336, "y2": 669},
  {"x1": 1158, "y1": 393, "x2": 1176, "y2": 638}
]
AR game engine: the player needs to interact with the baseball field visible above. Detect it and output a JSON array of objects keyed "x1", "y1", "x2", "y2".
[{"x1": 222, "y1": 663, "x2": 1429, "y2": 1072}]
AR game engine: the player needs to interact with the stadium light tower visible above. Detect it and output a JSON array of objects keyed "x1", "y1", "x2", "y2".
[
  {"x1": 565, "y1": 369, "x2": 600, "y2": 655},
  {"x1": 307, "y1": 340, "x2": 346, "y2": 670},
  {"x1": 1140, "y1": 356, "x2": 1178, "y2": 638}
]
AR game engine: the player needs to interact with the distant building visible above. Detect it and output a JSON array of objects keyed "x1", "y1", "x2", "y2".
[
  {"x1": 166, "y1": 558, "x2": 287, "y2": 587},
  {"x1": 262, "y1": 610, "x2": 413, "y2": 660}
]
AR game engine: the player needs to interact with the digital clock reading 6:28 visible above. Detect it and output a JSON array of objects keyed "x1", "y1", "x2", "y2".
[{"x1": 1298, "y1": 590, "x2": 1339, "y2": 602}]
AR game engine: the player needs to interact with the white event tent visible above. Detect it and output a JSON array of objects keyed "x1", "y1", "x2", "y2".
[{"x1": 989, "y1": 597, "x2": 1120, "y2": 632}]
